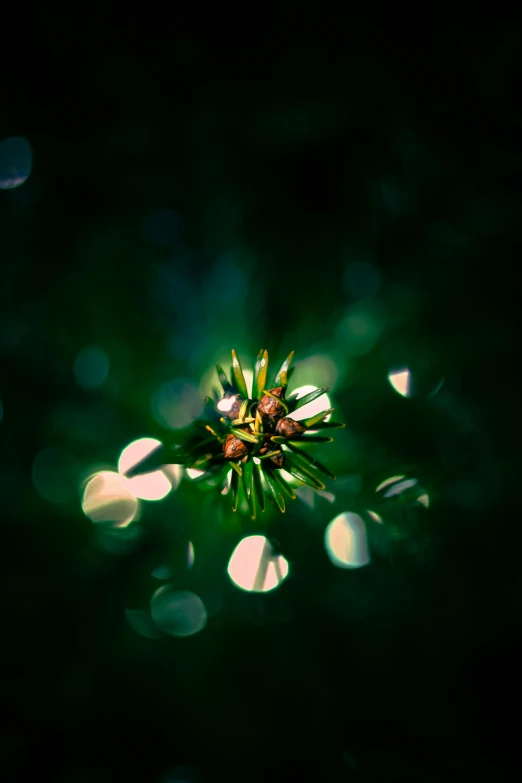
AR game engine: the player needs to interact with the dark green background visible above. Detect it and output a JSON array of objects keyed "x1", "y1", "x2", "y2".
[{"x1": 2, "y1": 14, "x2": 521, "y2": 781}]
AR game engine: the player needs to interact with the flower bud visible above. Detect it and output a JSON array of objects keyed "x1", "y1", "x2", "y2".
[
  {"x1": 223, "y1": 432, "x2": 250, "y2": 460},
  {"x1": 257, "y1": 386, "x2": 286, "y2": 430},
  {"x1": 258, "y1": 440, "x2": 285, "y2": 468},
  {"x1": 275, "y1": 417, "x2": 306, "y2": 438}
]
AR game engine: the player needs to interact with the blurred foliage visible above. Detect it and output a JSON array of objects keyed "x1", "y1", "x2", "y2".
[{"x1": 1, "y1": 12, "x2": 521, "y2": 783}]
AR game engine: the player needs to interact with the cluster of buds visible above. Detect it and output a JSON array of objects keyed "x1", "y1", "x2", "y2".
[{"x1": 125, "y1": 349, "x2": 344, "y2": 517}]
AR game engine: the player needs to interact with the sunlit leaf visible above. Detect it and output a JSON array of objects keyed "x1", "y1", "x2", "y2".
[
  {"x1": 289, "y1": 386, "x2": 331, "y2": 412},
  {"x1": 216, "y1": 364, "x2": 233, "y2": 394},
  {"x1": 305, "y1": 420, "x2": 345, "y2": 430},
  {"x1": 274, "y1": 350, "x2": 294, "y2": 387},
  {"x1": 123, "y1": 444, "x2": 192, "y2": 477},
  {"x1": 263, "y1": 469, "x2": 286, "y2": 512},
  {"x1": 242, "y1": 459, "x2": 256, "y2": 518},
  {"x1": 230, "y1": 427, "x2": 260, "y2": 444},
  {"x1": 231, "y1": 349, "x2": 248, "y2": 397},
  {"x1": 238, "y1": 398, "x2": 249, "y2": 421},
  {"x1": 271, "y1": 469, "x2": 296, "y2": 500},
  {"x1": 190, "y1": 453, "x2": 214, "y2": 470},
  {"x1": 259, "y1": 449, "x2": 282, "y2": 460},
  {"x1": 254, "y1": 349, "x2": 268, "y2": 400},
  {"x1": 286, "y1": 442, "x2": 335, "y2": 478},
  {"x1": 229, "y1": 460, "x2": 243, "y2": 477},
  {"x1": 253, "y1": 462, "x2": 265, "y2": 512},
  {"x1": 284, "y1": 452, "x2": 325, "y2": 489},
  {"x1": 231, "y1": 468, "x2": 239, "y2": 511},
  {"x1": 242, "y1": 459, "x2": 253, "y2": 500},
  {"x1": 303, "y1": 408, "x2": 334, "y2": 428},
  {"x1": 294, "y1": 435, "x2": 333, "y2": 443}
]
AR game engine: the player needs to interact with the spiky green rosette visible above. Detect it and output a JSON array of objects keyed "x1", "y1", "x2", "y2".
[{"x1": 127, "y1": 350, "x2": 344, "y2": 517}]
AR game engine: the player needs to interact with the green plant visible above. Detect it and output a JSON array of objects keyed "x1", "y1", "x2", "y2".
[{"x1": 125, "y1": 349, "x2": 344, "y2": 517}]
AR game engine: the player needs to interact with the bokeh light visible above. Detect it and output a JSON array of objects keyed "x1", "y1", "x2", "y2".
[
  {"x1": 73, "y1": 346, "x2": 110, "y2": 391},
  {"x1": 376, "y1": 475, "x2": 405, "y2": 492},
  {"x1": 150, "y1": 586, "x2": 207, "y2": 637},
  {"x1": 335, "y1": 299, "x2": 386, "y2": 357},
  {"x1": 82, "y1": 470, "x2": 138, "y2": 525},
  {"x1": 95, "y1": 522, "x2": 142, "y2": 555},
  {"x1": 388, "y1": 368, "x2": 412, "y2": 397},
  {"x1": 118, "y1": 437, "x2": 174, "y2": 501},
  {"x1": 151, "y1": 379, "x2": 203, "y2": 430},
  {"x1": 380, "y1": 477, "x2": 418, "y2": 498},
  {"x1": 125, "y1": 609, "x2": 165, "y2": 639},
  {"x1": 227, "y1": 535, "x2": 289, "y2": 593},
  {"x1": 0, "y1": 136, "x2": 32, "y2": 189},
  {"x1": 324, "y1": 512, "x2": 371, "y2": 569},
  {"x1": 290, "y1": 384, "x2": 331, "y2": 422},
  {"x1": 185, "y1": 467, "x2": 208, "y2": 481},
  {"x1": 291, "y1": 353, "x2": 340, "y2": 388},
  {"x1": 376, "y1": 475, "x2": 430, "y2": 509},
  {"x1": 216, "y1": 395, "x2": 238, "y2": 413},
  {"x1": 386, "y1": 360, "x2": 444, "y2": 399},
  {"x1": 31, "y1": 447, "x2": 79, "y2": 504}
]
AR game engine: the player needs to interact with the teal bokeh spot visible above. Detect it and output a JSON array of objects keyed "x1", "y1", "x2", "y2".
[
  {"x1": 73, "y1": 346, "x2": 110, "y2": 391},
  {"x1": 0, "y1": 136, "x2": 33, "y2": 189}
]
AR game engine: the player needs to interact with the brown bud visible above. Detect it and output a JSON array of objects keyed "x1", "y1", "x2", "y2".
[
  {"x1": 223, "y1": 432, "x2": 249, "y2": 460},
  {"x1": 275, "y1": 417, "x2": 306, "y2": 438},
  {"x1": 258, "y1": 439, "x2": 285, "y2": 468},
  {"x1": 257, "y1": 386, "x2": 286, "y2": 431},
  {"x1": 269, "y1": 451, "x2": 285, "y2": 469}
]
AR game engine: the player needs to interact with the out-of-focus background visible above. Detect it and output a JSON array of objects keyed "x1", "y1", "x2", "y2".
[{"x1": 2, "y1": 14, "x2": 521, "y2": 782}]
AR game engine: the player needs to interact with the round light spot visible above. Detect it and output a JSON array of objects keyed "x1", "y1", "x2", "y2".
[
  {"x1": 227, "y1": 535, "x2": 289, "y2": 593},
  {"x1": 217, "y1": 395, "x2": 238, "y2": 413},
  {"x1": 150, "y1": 586, "x2": 207, "y2": 637},
  {"x1": 31, "y1": 447, "x2": 78, "y2": 504},
  {"x1": 289, "y1": 384, "x2": 331, "y2": 422},
  {"x1": 387, "y1": 366, "x2": 444, "y2": 399},
  {"x1": 82, "y1": 470, "x2": 138, "y2": 525},
  {"x1": 151, "y1": 379, "x2": 203, "y2": 430},
  {"x1": 325, "y1": 512, "x2": 370, "y2": 569},
  {"x1": 118, "y1": 438, "x2": 172, "y2": 501},
  {"x1": 152, "y1": 565, "x2": 172, "y2": 580},
  {"x1": 336, "y1": 300, "x2": 385, "y2": 357},
  {"x1": 125, "y1": 609, "x2": 165, "y2": 639},
  {"x1": 291, "y1": 353, "x2": 340, "y2": 388},
  {"x1": 73, "y1": 346, "x2": 110, "y2": 390},
  {"x1": 0, "y1": 136, "x2": 32, "y2": 189}
]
